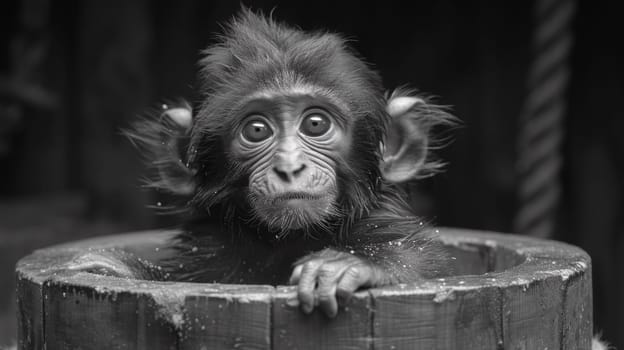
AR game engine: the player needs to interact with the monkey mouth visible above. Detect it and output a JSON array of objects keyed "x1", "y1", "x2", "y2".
[
  {"x1": 270, "y1": 191, "x2": 325, "y2": 204},
  {"x1": 249, "y1": 190, "x2": 337, "y2": 231}
]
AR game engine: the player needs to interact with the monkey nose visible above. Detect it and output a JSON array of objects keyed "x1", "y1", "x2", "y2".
[{"x1": 272, "y1": 163, "x2": 307, "y2": 183}]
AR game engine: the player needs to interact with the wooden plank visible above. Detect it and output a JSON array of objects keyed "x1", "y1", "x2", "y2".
[
  {"x1": 371, "y1": 279, "x2": 502, "y2": 350},
  {"x1": 134, "y1": 290, "x2": 180, "y2": 350},
  {"x1": 16, "y1": 271, "x2": 44, "y2": 350},
  {"x1": 43, "y1": 273, "x2": 182, "y2": 350},
  {"x1": 272, "y1": 286, "x2": 372, "y2": 350},
  {"x1": 561, "y1": 260, "x2": 593, "y2": 349},
  {"x1": 44, "y1": 275, "x2": 140, "y2": 350},
  {"x1": 180, "y1": 284, "x2": 273, "y2": 350},
  {"x1": 501, "y1": 264, "x2": 564, "y2": 349},
  {"x1": 16, "y1": 248, "x2": 80, "y2": 350}
]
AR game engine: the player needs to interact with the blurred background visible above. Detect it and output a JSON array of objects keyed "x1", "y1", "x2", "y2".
[{"x1": 1, "y1": 0, "x2": 622, "y2": 347}]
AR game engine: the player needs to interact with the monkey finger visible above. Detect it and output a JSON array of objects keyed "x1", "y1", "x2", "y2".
[
  {"x1": 315, "y1": 262, "x2": 354, "y2": 318},
  {"x1": 297, "y1": 260, "x2": 323, "y2": 314},
  {"x1": 289, "y1": 264, "x2": 304, "y2": 285},
  {"x1": 316, "y1": 285, "x2": 339, "y2": 318},
  {"x1": 335, "y1": 265, "x2": 372, "y2": 303}
]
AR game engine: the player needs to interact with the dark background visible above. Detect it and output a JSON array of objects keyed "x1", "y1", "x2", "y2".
[{"x1": 1, "y1": 0, "x2": 623, "y2": 347}]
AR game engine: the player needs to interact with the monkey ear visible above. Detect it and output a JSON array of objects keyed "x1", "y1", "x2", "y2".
[
  {"x1": 163, "y1": 107, "x2": 192, "y2": 130},
  {"x1": 125, "y1": 103, "x2": 196, "y2": 196},
  {"x1": 157, "y1": 106, "x2": 195, "y2": 195},
  {"x1": 380, "y1": 93, "x2": 454, "y2": 183},
  {"x1": 380, "y1": 96, "x2": 428, "y2": 183}
]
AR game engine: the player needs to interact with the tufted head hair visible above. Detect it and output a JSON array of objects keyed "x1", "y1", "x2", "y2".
[{"x1": 197, "y1": 8, "x2": 385, "y2": 115}]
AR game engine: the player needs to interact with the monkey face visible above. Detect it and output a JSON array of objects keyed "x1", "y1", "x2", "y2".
[{"x1": 230, "y1": 96, "x2": 351, "y2": 232}]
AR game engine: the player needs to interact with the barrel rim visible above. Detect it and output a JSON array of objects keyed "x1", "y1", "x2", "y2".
[{"x1": 15, "y1": 227, "x2": 591, "y2": 296}]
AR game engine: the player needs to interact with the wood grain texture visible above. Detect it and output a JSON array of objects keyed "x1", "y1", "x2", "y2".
[
  {"x1": 272, "y1": 286, "x2": 371, "y2": 350},
  {"x1": 180, "y1": 284, "x2": 273, "y2": 350},
  {"x1": 16, "y1": 248, "x2": 80, "y2": 350},
  {"x1": 16, "y1": 272, "x2": 44, "y2": 350},
  {"x1": 562, "y1": 262, "x2": 593, "y2": 349},
  {"x1": 43, "y1": 273, "x2": 194, "y2": 350},
  {"x1": 15, "y1": 228, "x2": 593, "y2": 349},
  {"x1": 371, "y1": 279, "x2": 503, "y2": 350},
  {"x1": 44, "y1": 274, "x2": 141, "y2": 350},
  {"x1": 501, "y1": 272, "x2": 563, "y2": 349}
]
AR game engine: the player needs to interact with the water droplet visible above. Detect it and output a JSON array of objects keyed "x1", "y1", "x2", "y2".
[
  {"x1": 156, "y1": 202, "x2": 162, "y2": 207},
  {"x1": 191, "y1": 246, "x2": 198, "y2": 252},
  {"x1": 162, "y1": 104, "x2": 168, "y2": 110}
]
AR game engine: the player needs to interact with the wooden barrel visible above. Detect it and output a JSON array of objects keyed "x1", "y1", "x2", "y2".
[{"x1": 15, "y1": 228, "x2": 592, "y2": 350}]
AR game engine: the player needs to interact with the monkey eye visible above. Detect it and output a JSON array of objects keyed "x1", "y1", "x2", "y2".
[
  {"x1": 300, "y1": 111, "x2": 331, "y2": 137},
  {"x1": 242, "y1": 119, "x2": 273, "y2": 142}
]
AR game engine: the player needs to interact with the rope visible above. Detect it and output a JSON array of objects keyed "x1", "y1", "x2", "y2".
[{"x1": 515, "y1": 0, "x2": 576, "y2": 238}]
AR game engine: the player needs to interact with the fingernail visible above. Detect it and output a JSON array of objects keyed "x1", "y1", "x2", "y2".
[{"x1": 286, "y1": 297, "x2": 299, "y2": 307}]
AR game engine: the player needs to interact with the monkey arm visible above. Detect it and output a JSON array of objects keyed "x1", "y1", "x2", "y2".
[
  {"x1": 65, "y1": 247, "x2": 165, "y2": 280},
  {"x1": 159, "y1": 228, "x2": 246, "y2": 283},
  {"x1": 290, "y1": 214, "x2": 449, "y2": 318},
  {"x1": 346, "y1": 215, "x2": 450, "y2": 281}
]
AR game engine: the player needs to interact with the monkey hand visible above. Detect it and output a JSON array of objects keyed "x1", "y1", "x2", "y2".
[
  {"x1": 65, "y1": 249, "x2": 139, "y2": 279},
  {"x1": 289, "y1": 248, "x2": 387, "y2": 318}
]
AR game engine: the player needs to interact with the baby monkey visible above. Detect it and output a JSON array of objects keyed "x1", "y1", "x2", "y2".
[{"x1": 70, "y1": 9, "x2": 455, "y2": 318}]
